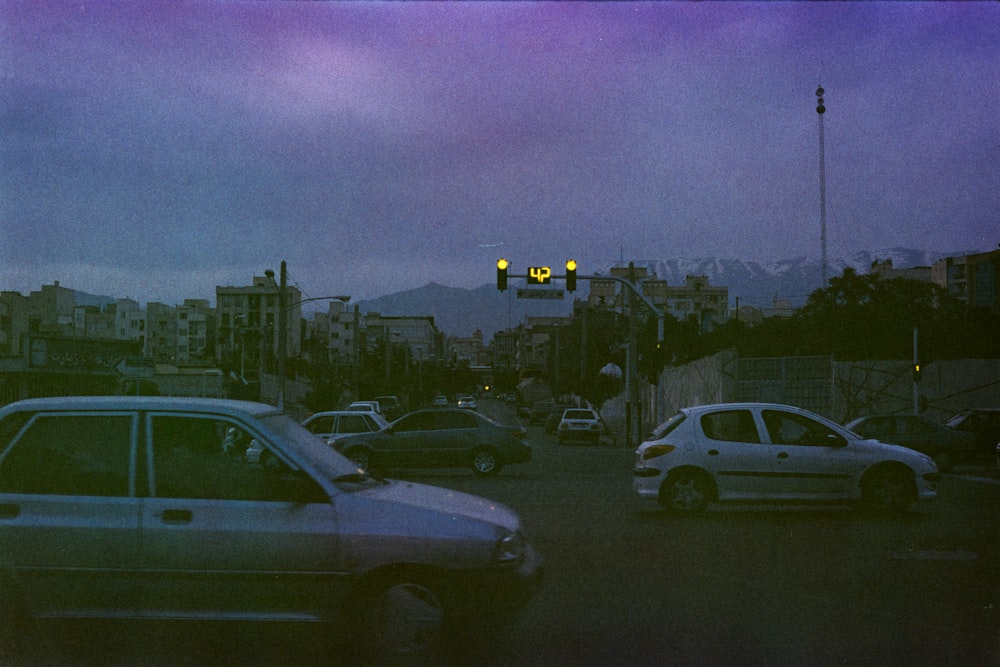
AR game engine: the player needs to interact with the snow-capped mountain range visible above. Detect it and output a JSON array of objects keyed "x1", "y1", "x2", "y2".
[{"x1": 357, "y1": 248, "x2": 957, "y2": 339}]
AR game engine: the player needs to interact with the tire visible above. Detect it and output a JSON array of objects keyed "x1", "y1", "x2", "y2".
[
  {"x1": 861, "y1": 468, "x2": 915, "y2": 513},
  {"x1": 471, "y1": 448, "x2": 502, "y2": 476},
  {"x1": 659, "y1": 469, "x2": 712, "y2": 513},
  {"x1": 362, "y1": 577, "x2": 448, "y2": 662},
  {"x1": 345, "y1": 447, "x2": 372, "y2": 473}
]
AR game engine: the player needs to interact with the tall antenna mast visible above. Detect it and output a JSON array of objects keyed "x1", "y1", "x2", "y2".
[{"x1": 816, "y1": 86, "x2": 828, "y2": 288}]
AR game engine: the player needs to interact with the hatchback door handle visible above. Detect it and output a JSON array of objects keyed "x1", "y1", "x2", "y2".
[
  {"x1": 0, "y1": 503, "x2": 19, "y2": 519},
  {"x1": 160, "y1": 509, "x2": 193, "y2": 524}
]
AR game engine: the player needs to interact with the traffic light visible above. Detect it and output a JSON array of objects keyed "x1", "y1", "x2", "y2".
[
  {"x1": 912, "y1": 363, "x2": 922, "y2": 383},
  {"x1": 496, "y1": 258, "x2": 509, "y2": 291},
  {"x1": 565, "y1": 259, "x2": 577, "y2": 292}
]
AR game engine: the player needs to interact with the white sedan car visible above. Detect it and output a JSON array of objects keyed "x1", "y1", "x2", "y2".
[
  {"x1": 557, "y1": 408, "x2": 602, "y2": 445},
  {"x1": 633, "y1": 402, "x2": 940, "y2": 513}
]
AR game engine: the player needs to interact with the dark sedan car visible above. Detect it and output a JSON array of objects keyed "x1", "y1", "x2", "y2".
[
  {"x1": 334, "y1": 408, "x2": 531, "y2": 476},
  {"x1": 844, "y1": 414, "x2": 977, "y2": 470}
]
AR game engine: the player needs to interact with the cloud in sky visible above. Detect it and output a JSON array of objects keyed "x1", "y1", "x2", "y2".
[{"x1": 2, "y1": 1, "x2": 998, "y2": 305}]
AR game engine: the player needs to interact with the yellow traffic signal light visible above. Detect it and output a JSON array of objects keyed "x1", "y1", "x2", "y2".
[
  {"x1": 497, "y1": 258, "x2": 509, "y2": 291},
  {"x1": 565, "y1": 259, "x2": 577, "y2": 291}
]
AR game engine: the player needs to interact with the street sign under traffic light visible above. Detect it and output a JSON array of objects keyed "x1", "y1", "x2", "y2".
[
  {"x1": 565, "y1": 259, "x2": 577, "y2": 291},
  {"x1": 496, "y1": 258, "x2": 509, "y2": 291}
]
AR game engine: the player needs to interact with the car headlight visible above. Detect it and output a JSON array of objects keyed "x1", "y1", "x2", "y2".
[{"x1": 493, "y1": 529, "x2": 527, "y2": 566}]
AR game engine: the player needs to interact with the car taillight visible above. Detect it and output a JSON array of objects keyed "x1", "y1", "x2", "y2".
[{"x1": 642, "y1": 444, "x2": 676, "y2": 460}]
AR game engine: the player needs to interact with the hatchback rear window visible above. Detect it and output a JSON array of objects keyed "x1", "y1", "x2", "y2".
[{"x1": 648, "y1": 412, "x2": 687, "y2": 440}]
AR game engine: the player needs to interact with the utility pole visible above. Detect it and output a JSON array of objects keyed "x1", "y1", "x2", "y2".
[
  {"x1": 277, "y1": 260, "x2": 287, "y2": 410},
  {"x1": 913, "y1": 327, "x2": 920, "y2": 415},
  {"x1": 816, "y1": 86, "x2": 828, "y2": 289}
]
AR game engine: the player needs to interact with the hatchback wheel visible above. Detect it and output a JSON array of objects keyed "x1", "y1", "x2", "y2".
[
  {"x1": 862, "y1": 468, "x2": 915, "y2": 513},
  {"x1": 471, "y1": 448, "x2": 502, "y2": 476},
  {"x1": 364, "y1": 579, "x2": 447, "y2": 661},
  {"x1": 659, "y1": 469, "x2": 712, "y2": 513}
]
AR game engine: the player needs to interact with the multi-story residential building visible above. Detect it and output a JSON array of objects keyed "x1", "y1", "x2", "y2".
[
  {"x1": 215, "y1": 276, "x2": 302, "y2": 377},
  {"x1": 447, "y1": 330, "x2": 489, "y2": 366},
  {"x1": 0, "y1": 291, "x2": 28, "y2": 357},
  {"x1": 362, "y1": 313, "x2": 438, "y2": 365},
  {"x1": 491, "y1": 329, "x2": 518, "y2": 373},
  {"x1": 175, "y1": 299, "x2": 213, "y2": 364},
  {"x1": 113, "y1": 298, "x2": 146, "y2": 345},
  {"x1": 588, "y1": 266, "x2": 729, "y2": 327},
  {"x1": 325, "y1": 300, "x2": 361, "y2": 363},
  {"x1": 870, "y1": 258, "x2": 932, "y2": 283},
  {"x1": 26, "y1": 281, "x2": 76, "y2": 335},
  {"x1": 933, "y1": 248, "x2": 1000, "y2": 309}
]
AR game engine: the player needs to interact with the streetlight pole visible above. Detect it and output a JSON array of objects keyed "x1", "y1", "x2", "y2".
[{"x1": 278, "y1": 260, "x2": 287, "y2": 410}]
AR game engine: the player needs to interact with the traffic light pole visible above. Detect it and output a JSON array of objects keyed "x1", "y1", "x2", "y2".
[
  {"x1": 504, "y1": 271, "x2": 666, "y2": 348},
  {"x1": 502, "y1": 267, "x2": 666, "y2": 448}
]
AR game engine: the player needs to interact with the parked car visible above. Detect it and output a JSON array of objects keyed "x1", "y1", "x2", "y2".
[
  {"x1": 530, "y1": 400, "x2": 554, "y2": 425},
  {"x1": 373, "y1": 395, "x2": 403, "y2": 421},
  {"x1": 334, "y1": 408, "x2": 531, "y2": 476},
  {"x1": 944, "y1": 408, "x2": 1000, "y2": 460},
  {"x1": 0, "y1": 396, "x2": 541, "y2": 661},
  {"x1": 557, "y1": 408, "x2": 602, "y2": 446},
  {"x1": 457, "y1": 395, "x2": 478, "y2": 410},
  {"x1": 633, "y1": 402, "x2": 940, "y2": 513},
  {"x1": 301, "y1": 410, "x2": 387, "y2": 444},
  {"x1": 843, "y1": 414, "x2": 977, "y2": 471},
  {"x1": 347, "y1": 400, "x2": 382, "y2": 416},
  {"x1": 544, "y1": 404, "x2": 574, "y2": 434}
]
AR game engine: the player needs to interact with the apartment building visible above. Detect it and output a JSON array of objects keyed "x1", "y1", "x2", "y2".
[
  {"x1": 215, "y1": 276, "x2": 302, "y2": 376},
  {"x1": 588, "y1": 266, "x2": 729, "y2": 327},
  {"x1": 933, "y1": 248, "x2": 1000, "y2": 309}
]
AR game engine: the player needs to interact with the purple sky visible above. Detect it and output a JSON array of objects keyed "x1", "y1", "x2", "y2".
[{"x1": 2, "y1": 1, "x2": 998, "y2": 305}]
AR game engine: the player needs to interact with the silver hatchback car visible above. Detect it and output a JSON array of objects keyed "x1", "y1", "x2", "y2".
[
  {"x1": 633, "y1": 402, "x2": 940, "y2": 513},
  {"x1": 0, "y1": 396, "x2": 541, "y2": 660}
]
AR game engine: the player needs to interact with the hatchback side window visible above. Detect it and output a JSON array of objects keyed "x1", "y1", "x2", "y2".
[
  {"x1": 0, "y1": 414, "x2": 133, "y2": 497},
  {"x1": 700, "y1": 410, "x2": 760, "y2": 443},
  {"x1": 762, "y1": 410, "x2": 843, "y2": 447}
]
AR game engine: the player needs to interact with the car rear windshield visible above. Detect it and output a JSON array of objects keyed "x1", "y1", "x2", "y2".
[
  {"x1": 648, "y1": 411, "x2": 687, "y2": 440},
  {"x1": 564, "y1": 410, "x2": 595, "y2": 420}
]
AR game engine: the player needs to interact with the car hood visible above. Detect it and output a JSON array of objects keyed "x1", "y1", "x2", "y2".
[
  {"x1": 351, "y1": 477, "x2": 521, "y2": 531},
  {"x1": 333, "y1": 478, "x2": 525, "y2": 571}
]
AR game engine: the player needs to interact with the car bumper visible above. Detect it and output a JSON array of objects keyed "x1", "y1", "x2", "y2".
[{"x1": 632, "y1": 466, "x2": 664, "y2": 498}]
